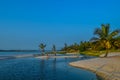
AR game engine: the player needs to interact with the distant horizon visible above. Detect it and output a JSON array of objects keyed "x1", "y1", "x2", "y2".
[
  {"x1": 0, "y1": 0, "x2": 120, "y2": 50},
  {"x1": 0, "y1": 49, "x2": 61, "y2": 52}
]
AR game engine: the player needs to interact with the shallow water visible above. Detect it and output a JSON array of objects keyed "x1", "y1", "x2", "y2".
[{"x1": 0, "y1": 56, "x2": 98, "y2": 80}]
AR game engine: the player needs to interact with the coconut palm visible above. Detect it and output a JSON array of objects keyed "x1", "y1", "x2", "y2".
[
  {"x1": 39, "y1": 43, "x2": 46, "y2": 55},
  {"x1": 91, "y1": 24, "x2": 120, "y2": 57},
  {"x1": 52, "y1": 44, "x2": 56, "y2": 56},
  {"x1": 113, "y1": 36, "x2": 120, "y2": 49}
]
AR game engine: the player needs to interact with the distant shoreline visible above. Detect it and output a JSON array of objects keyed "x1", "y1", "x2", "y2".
[{"x1": 0, "y1": 50, "x2": 39, "y2": 52}]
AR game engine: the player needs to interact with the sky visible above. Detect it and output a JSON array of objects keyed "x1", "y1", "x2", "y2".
[{"x1": 0, "y1": 0, "x2": 120, "y2": 50}]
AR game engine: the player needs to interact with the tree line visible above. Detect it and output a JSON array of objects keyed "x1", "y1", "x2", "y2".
[
  {"x1": 39, "y1": 24, "x2": 120, "y2": 57},
  {"x1": 61, "y1": 24, "x2": 120, "y2": 57}
]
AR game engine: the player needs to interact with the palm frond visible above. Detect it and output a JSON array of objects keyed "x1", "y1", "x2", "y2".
[
  {"x1": 101, "y1": 24, "x2": 106, "y2": 34},
  {"x1": 90, "y1": 37, "x2": 99, "y2": 42},
  {"x1": 94, "y1": 28, "x2": 103, "y2": 37},
  {"x1": 109, "y1": 29, "x2": 120, "y2": 39},
  {"x1": 39, "y1": 43, "x2": 46, "y2": 49},
  {"x1": 105, "y1": 24, "x2": 110, "y2": 37},
  {"x1": 101, "y1": 24, "x2": 110, "y2": 37}
]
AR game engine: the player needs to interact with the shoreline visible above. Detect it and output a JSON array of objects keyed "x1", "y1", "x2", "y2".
[
  {"x1": 35, "y1": 55, "x2": 80, "y2": 59},
  {"x1": 69, "y1": 53, "x2": 120, "y2": 80}
]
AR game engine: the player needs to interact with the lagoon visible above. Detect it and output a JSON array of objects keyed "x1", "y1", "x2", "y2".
[{"x1": 0, "y1": 52, "x2": 99, "y2": 80}]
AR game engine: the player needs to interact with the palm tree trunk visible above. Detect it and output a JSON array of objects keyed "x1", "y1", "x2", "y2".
[
  {"x1": 47, "y1": 53, "x2": 48, "y2": 56},
  {"x1": 55, "y1": 52, "x2": 56, "y2": 56},
  {"x1": 42, "y1": 49, "x2": 44, "y2": 56},
  {"x1": 104, "y1": 48, "x2": 109, "y2": 57}
]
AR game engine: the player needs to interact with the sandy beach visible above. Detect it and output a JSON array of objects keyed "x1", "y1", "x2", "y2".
[{"x1": 69, "y1": 53, "x2": 120, "y2": 80}]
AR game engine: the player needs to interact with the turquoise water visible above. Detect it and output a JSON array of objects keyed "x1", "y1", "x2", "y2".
[{"x1": 0, "y1": 52, "x2": 99, "y2": 80}]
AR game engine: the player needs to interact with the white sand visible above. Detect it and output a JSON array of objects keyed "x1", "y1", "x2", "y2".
[{"x1": 69, "y1": 53, "x2": 120, "y2": 80}]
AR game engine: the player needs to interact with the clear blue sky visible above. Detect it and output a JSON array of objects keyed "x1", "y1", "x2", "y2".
[{"x1": 0, "y1": 0, "x2": 120, "y2": 50}]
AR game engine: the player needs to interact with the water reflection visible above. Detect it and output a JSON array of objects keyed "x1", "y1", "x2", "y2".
[
  {"x1": 0, "y1": 57, "x2": 98, "y2": 80},
  {"x1": 40, "y1": 59, "x2": 45, "y2": 80}
]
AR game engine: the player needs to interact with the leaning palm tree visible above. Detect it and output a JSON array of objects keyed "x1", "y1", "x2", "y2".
[
  {"x1": 91, "y1": 24, "x2": 120, "y2": 57},
  {"x1": 39, "y1": 43, "x2": 46, "y2": 55}
]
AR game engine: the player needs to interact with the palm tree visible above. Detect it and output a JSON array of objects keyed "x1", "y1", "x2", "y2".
[
  {"x1": 52, "y1": 44, "x2": 56, "y2": 56},
  {"x1": 113, "y1": 36, "x2": 120, "y2": 49},
  {"x1": 39, "y1": 43, "x2": 46, "y2": 55},
  {"x1": 91, "y1": 24, "x2": 120, "y2": 57},
  {"x1": 64, "y1": 43, "x2": 68, "y2": 51}
]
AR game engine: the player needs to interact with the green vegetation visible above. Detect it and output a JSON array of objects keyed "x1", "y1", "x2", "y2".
[
  {"x1": 61, "y1": 43, "x2": 79, "y2": 53},
  {"x1": 39, "y1": 43, "x2": 46, "y2": 55},
  {"x1": 52, "y1": 44, "x2": 56, "y2": 56},
  {"x1": 61, "y1": 24, "x2": 120, "y2": 57},
  {"x1": 91, "y1": 24, "x2": 120, "y2": 57},
  {"x1": 57, "y1": 51, "x2": 67, "y2": 54},
  {"x1": 38, "y1": 24, "x2": 120, "y2": 57}
]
